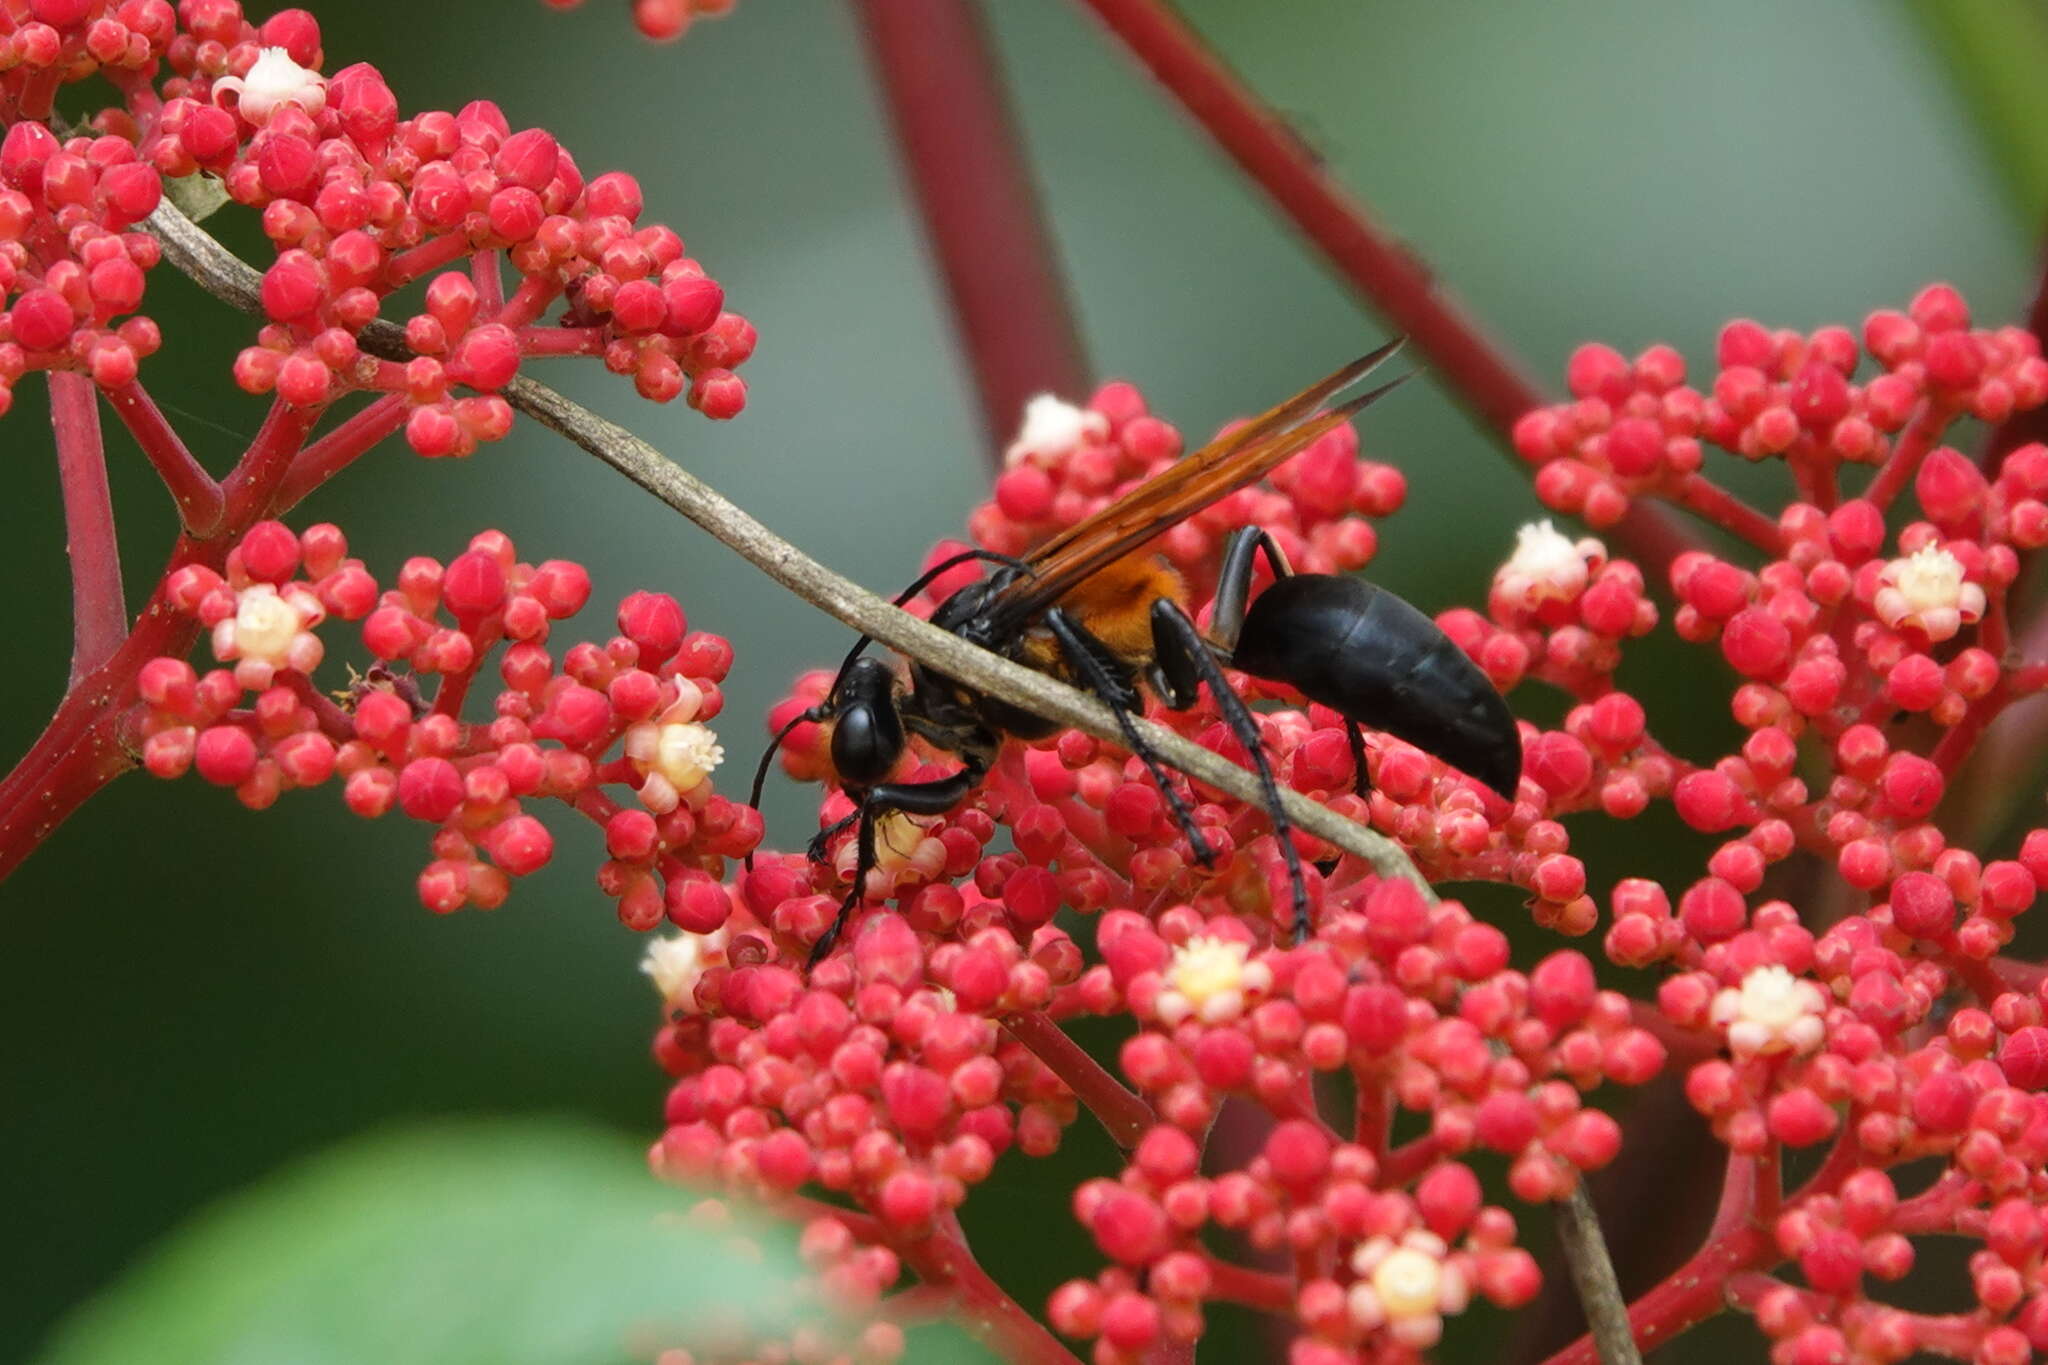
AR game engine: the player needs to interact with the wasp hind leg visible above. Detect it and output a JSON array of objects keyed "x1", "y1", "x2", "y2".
[
  {"x1": 807, "y1": 759, "x2": 989, "y2": 968},
  {"x1": 1147, "y1": 588, "x2": 1315, "y2": 944},
  {"x1": 1043, "y1": 609, "x2": 1218, "y2": 868}
]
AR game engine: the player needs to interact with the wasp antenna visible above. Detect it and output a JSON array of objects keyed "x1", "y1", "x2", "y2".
[{"x1": 745, "y1": 708, "x2": 819, "y2": 870}]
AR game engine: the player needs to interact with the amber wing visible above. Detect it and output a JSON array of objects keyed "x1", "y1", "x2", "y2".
[{"x1": 981, "y1": 340, "x2": 1409, "y2": 633}]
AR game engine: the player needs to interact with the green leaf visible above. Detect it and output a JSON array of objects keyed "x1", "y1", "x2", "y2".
[
  {"x1": 162, "y1": 171, "x2": 231, "y2": 225},
  {"x1": 37, "y1": 1118, "x2": 814, "y2": 1365},
  {"x1": 1910, "y1": 0, "x2": 2048, "y2": 228}
]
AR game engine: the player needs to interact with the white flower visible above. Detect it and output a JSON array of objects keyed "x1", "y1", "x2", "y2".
[
  {"x1": 211, "y1": 582, "x2": 324, "y2": 689},
  {"x1": 625, "y1": 694, "x2": 725, "y2": 813},
  {"x1": 641, "y1": 928, "x2": 728, "y2": 1013},
  {"x1": 1872, "y1": 543, "x2": 1985, "y2": 642},
  {"x1": 1004, "y1": 394, "x2": 1107, "y2": 467},
  {"x1": 213, "y1": 47, "x2": 327, "y2": 125},
  {"x1": 1492, "y1": 519, "x2": 1603, "y2": 610},
  {"x1": 1153, "y1": 936, "x2": 1272, "y2": 1026},
  {"x1": 834, "y1": 810, "x2": 944, "y2": 889},
  {"x1": 1347, "y1": 1230, "x2": 1467, "y2": 1348},
  {"x1": 1710, "y1": 964, "x2": 1827, "y2": 1059}
]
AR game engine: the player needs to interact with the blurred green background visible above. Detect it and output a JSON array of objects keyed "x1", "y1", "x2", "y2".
[{"x1": 2, "y1": 0, "x2": 2037, "y2": 1360}]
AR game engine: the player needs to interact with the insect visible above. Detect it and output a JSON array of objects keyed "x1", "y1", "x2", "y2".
[{"x1": 751, "y1": 340, "x2": 1522, "y2": 963}]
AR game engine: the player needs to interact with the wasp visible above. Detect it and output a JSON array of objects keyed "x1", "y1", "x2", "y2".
[{"x1": 752, "y1": 340, "x2": 1521, "y2": 963}]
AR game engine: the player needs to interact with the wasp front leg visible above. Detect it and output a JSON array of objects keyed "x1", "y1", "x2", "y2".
[
  {"x1": 1043, "y1": 608, "x2": 1217, "y2": 868},
  {"x1": 808, "y1": 757, "x2": 989, "y2": 967},
  {"x1": 1148, "y1": 588, "x2": 1317, "y2": 944}
]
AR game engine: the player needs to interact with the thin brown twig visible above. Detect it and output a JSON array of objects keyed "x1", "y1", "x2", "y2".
[
  {"x1": 1554, "y1": 1183, "x2": 1644, "y2": 1365},
  {"x1": 142, "y1": 194, "x2": 1433, "y2": 893}
]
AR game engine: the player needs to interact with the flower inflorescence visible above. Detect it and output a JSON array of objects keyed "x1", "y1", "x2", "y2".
[
  {"x1": 1, "y1": 2, "x2": 753, "y2": 441},
  {"x1": 631, "y1": 289, "x2": 2048, "y2": 1363},
  {"x1": 138, "y1": 521, "x2": 760, "y2": 918}
]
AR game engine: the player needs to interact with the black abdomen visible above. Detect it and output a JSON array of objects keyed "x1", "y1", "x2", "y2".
[{"x1": 1231, "y1": 574, "x2": 1521, "y2": 799}]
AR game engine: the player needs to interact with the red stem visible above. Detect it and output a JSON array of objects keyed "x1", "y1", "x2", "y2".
[
  {"x1": 515, "y1": 327, "x2": 606, "y2": 358},
  {"x1": 1670, "y1": 474, "x2": 1783, "y2": 555},
  {"x1": 102, "y1": 378, "x2": 225, "y2": 534},
  {"x1": 384, "y1": 232, "x2": 473, "y2": 288},
  {"x1": 1072, "y1": 0, "x2": 1705, "y2": 580},
  {"x1": 1005, "y1": 1009, "x2": 1155, "y2": 1149},
  {"x1": 222, "y1": 399, "x2": 319, "y2": 523},
  {"x1": 273, "y1": 394, "x2": 409, "y2": 508},
  {"x1": 1353, "y1": 1077, "x2": 1391, "y2": 1157},
  {"x1": 1536, "y1": 1225, "x2": 1767, "y2": 1365},
  {"x1": 1200, "y1": 1254, "x2": 1294, "y2": 1313},
  {"x1": 897, "y1": 1213, "x2": 1085, "y2": 1365},
  {"x1": 1076, "y1": 0, "x2": 1537, "y2": 435},
  {"x1": 496, "y1": 274, "x2": 560, "y2": 329},
  {"x1": 1866, "y1": 400, "x2": 1954, "y2": 510},
  {"x1": 472, "y1": 248, "x2": 505, "y2": 316},
  {"x1": 0, "y1": 555, "x2": 212, "y2": 882},
  {"x1": 3, "y1": 390, "x2": 322, "y2": 883},
  {"x1": 853, "y1": 0, "x2": 1091, "y2": 456},
  {"x1": 50, "y1": 371, "x2": 127, "y2": 684}
]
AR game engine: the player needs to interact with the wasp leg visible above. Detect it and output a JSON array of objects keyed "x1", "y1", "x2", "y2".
[
  {"x1": 1347, "y1": 720, "x2": 1372, "y2": 799},
  {"x1": 1043, "y1": 608, "x2": 1217, "y2": 867},
  {"x1": 807, "y1": 758, "x2": 988, "y2": 967},
  {"x1": 806, "y1": 806, "x2": 861, "y2": 863},
  {"x1": 1206, "y1": 526, "x2": 1295, "y2": 657},
  {"x1": 1148, "y1": 596, "x2": 1314, "y2": 944}
]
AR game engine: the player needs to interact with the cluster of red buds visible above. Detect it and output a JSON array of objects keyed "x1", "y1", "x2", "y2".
[
  {"x1": 1, "y1": 1, "x2": 751, "y2": 443},
  {"x1": 0, "y1": 1, "x2": 760, "y2": 918},
  {"x1": 133, "y1": 520, "x2": 760, "y2": 918},
  {"x1": 628, "y1": 286, "x2": 2048, "y2": 1364}
]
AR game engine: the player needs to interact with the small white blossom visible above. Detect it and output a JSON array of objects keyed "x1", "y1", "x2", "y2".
[
  {"x1": 625, "y1": 711, "x2": 725, "y2": 814},
  {"x1": 834, "y1": 811, "x2": 944, "y2": 889},
  {"x1": 1004, "y1": 394, "x2": 1107, "y2": 467},
  {"x1": 641, "y1": 928, "x2": 728, "y2": 1013},
  {"x1": 1710, "y1": 964, "x2": 1827, "y2": 1059},
  {"x1": 1153, "y1": 936, "x2": 1272, "y2": 1026},
  {"x1": 1492, "y1": 519, "x2": 1603, "y2": 610},
  {"x1": 1873, "y1": 543, "x2": 1985, "y2": 642},
  {"x1": 1347, "y1": 1230, "x2": 1467, "y2": 1348},
  {"x1": 211, "y1": 582, "x2": 325, "y2": 689},
  {"x1": 213, "y1": 47, "x2": 328, "y2": 125}
]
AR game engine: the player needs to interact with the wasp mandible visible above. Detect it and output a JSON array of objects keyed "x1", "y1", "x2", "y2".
[{"x1": 752, "y1": 340, "x2": 1522, "y2": 963}]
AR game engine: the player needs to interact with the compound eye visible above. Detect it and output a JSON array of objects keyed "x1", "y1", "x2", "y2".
[{"x1": 830, "y1": 702, "x2": 902, "y2": 786}]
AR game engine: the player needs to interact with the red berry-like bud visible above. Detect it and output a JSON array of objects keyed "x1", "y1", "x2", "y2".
[
  {"x1": 662, "y1": 274, "x2": 724, "y2": 336},
  {"x1": 617, "y1": 590, "x2": 685, "y2": 660},
  {"x1": 1721, "y1": 606, "x2": 1792, "y2": 678},
  {"x1": 1999, "y1": 1026, "x2": 2048, "y2": 1090},
  {"x1": 193, "y1": 725, "x2": 257, "y2": 786},
  {"x1": 487, "y1": 814, "x2": 553, "y2": 875},
  {"x1": 10, "y1": 288, "x2": 73, "y2": 351},
  {"x1": 1263, "y1": 1119, "x2": 1331, "y2": 1189},
  {"x1": 1474, "y1": 1090, "x2": 1539, "y2": 1153},
  {"x1": 1878, "y1": 753, "x2": 1944, "y2": 820},
  {"x1": 1888, "y1": 871, "x2": 1956, "y2": 940},
  {"x1": 1092, "y1": 1189, "x2": 1170, "y2": 1264},
  {"x1": 397, "y1": 756, "x2": 465, "y2": 822}
]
